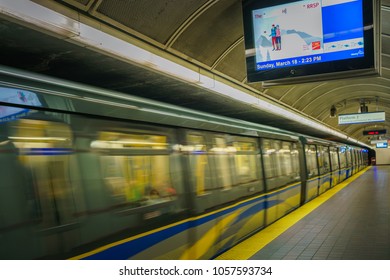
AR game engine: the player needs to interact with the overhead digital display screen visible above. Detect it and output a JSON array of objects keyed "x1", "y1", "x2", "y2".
[
  {"x1": 363, "y1": 129, "x2": 386, "y2": 136},
  {"x1": 242, "y1": 0, "x2": 379, "y2": 84},
  {"x1": 252, "y1": 0, "x2": 363, "y2": 71}
]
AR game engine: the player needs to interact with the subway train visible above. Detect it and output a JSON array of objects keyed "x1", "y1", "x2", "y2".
[{"x1": 0, "y1": 67, "x2": 369, "y2": 260}]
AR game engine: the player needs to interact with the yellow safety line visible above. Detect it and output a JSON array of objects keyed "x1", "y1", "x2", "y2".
[{"x1": 214, "y1": 167, "x2": 371, "y2": 260}]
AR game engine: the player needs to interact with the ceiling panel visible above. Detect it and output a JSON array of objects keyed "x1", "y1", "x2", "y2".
[
  {"x1": 92, "y1": 0, "x2": 208, "y2": 45},
  {"x1": 170, "y1": 0, "x2": 242, "y2": 67}
]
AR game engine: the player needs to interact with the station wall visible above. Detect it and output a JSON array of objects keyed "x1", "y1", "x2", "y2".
[{"x1": 374, "y1": 148, "x2": 390, "y2": 165}]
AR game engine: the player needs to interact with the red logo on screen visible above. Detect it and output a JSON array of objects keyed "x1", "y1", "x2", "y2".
[
  {"x1": 312, "y1": 41, "x2": 321, "y2": 50},
  {"x1": 307, "y1": 2, "x2": 319, "y2": 9}
]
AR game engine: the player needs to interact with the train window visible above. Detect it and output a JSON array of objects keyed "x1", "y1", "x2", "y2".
[
  {"x1": 7, "y1": 118, "x2": 78, "y2": 228},
  {"x1": 352, "y1": 149, "x2": 358, "y2": 165},
  {"x1": 339, "y1": 148, "x2": 347, "y2": 169},
  {"x1": 91, "y1": 132, "x2": 168, "y2": 150},
  {"x1": 305, "y1": 144, "x2": 318, "y2": 178},
  {"x1": 186, "y1": 133, "x2": 213, "y2": 195},
  {"x1": 359, "y1": 151, "x2": 364, "y2": 166},
  {"x1": 284, "y1": 142, "x2": 300, "y2": 179},
  {"x1": 346, "y1": 149, "x2": 352, "y2": 167},
  {"x1": 211, "y1": 137, "x2": 233, "y2": 189},
  {"x1": 330, "y1": 147, "x2": 339, "y2": 171},
  {"x1": 232, "y1": 139, "x2": 259, "y2": 185},
  {"x1": 362, "y1": 150, "x2": 368, "y2": 165},
  {"x1": 355, "y1": 150, "x2": 358, "y2": 165},
  {"x1": 262, "y1": 139, "x2": 278, "y2": 180},
  {"x1": 350, "y1": 149, "x2": 355, "y2": 166},
  {"x1": 317, "y1": 146, "x2": 330, "y2": 175},
  {"x1": 95, "y1": 131, "x2": 176, "y2": 207},
  {"x1": 279, "y1": 141, "x2": 300, "y2": 180},
  {"x1": 280, "y1": 142, "x2": 292, "y2": 176},
  {"x1": 273, "y1": 141, "x2": 283, "y2": 177},
  {"x1": 262, "y1": 139, "x2": 300, "y2": 190}
]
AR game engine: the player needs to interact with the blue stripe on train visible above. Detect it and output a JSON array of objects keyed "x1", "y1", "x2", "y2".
[
  {"x1": 82, "y1": 182, "x2": 301, "y2": 259},
  {"x1": 20, "y1": 148, "x2": 73, "y2": 155}
]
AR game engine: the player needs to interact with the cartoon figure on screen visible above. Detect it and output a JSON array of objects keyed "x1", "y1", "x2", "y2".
[
  {"x1": 270, "y1": 24, "x2": 277, "y2": 51},
  {"x1": 276, "y1": 25, "x2": 282, "y2": 50}
]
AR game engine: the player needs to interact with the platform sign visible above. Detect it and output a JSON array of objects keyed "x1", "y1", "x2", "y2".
[
  {"x1": 338, "y1": 111, "x2": 385, "y2": 125},
  {"x1": 371, "y1": 139, "x2": 388, "y2": 144},
  {"x1": 376, "y1": 142, "x2": 388, "y2": 148}
]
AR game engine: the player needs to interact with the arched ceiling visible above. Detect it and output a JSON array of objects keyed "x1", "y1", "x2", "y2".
[{"x1": 0, "y1": 0, "x2": 389, "y2": 147}]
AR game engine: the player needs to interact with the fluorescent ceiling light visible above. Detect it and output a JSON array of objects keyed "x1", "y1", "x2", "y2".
[{"x1": 0, "y1": 0, "x2": 79, "y2": 37}]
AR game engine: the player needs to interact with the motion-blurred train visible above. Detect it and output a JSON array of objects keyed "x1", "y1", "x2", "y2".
[{"x1": 0, "y1": 67, "x2": 369, "y2": 259}]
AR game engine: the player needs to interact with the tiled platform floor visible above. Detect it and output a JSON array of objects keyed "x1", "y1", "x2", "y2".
[{"x1": 249, "y1": 166, "x2": 390, "y2": 260}]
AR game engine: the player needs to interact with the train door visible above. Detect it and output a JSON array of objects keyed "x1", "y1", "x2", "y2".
[
  {"x1": 262, "y1": 139, "x2": 301, "y2": 223},
  {"x1": 356, "y1": 149, "x2": 360, "y2": 172},
  {"x1": 354, "y1": 150, "x2": 359, "y2": 172},
  {"x1": 90, "y1": 126, "x2": 186, "y2": 259},
  {"x1": 350, "y1": 149, "x2": 356, "y2": 175},
  {"x1": 362, "y1": 149, "x2": 369, "y2": 168},
  {"x1": 304, "y1": 144, "x2": 319, "y2": 202},
  {"x1": 318, "y1": 145, "x2": 331, "y2": 194},
  {"x1": 356, "y1": 149, "x2": 362, "y2": 171},
  {"x1": 217, "y1": 135, "x2": 265, "y2": 252},
  {"x1": 182, "y1": 131, "x2": 265, "y2": 259},
  {"x1": 360, "y1": 150, "x2": 365, "y2": 170},
  {"x1": 345, "y1": 148, "x2": 353, "y2": 177},
  {"x1": 339, "y1": 147, "x2": 348, "y2": 181},
  {"x1": 182, "y1": 131, "x2": 219, "y2": 259},
  {"x1": 329, "y1": 146, "x2": 340, "y2": 187},
  {"x1": 9, "y1": 117, "x2": 81, "y2": 258},
  {"x1": 0, "y1": 110, "x2": 37, "y2": 259}
]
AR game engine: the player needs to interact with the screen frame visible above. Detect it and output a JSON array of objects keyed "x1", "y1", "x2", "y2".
[{"x1": 242, "y1": 0, "x2": 381, "y2": 86}]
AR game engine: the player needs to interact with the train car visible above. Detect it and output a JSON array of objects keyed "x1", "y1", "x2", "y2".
[{"x1": 0, "y1": 67, "x2": 369, "y2": 260}]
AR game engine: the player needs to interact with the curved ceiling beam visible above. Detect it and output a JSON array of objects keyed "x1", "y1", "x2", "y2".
[
  {"x1": 165, "y1": 0, "x2": 219, "y2": 49},
  {"x1": 300, "y1": 83, "x2": 390, "y2": 112},
  {"x1": 60, "y1": 0, "x2": 97, "y2": 11},
  {"x1": 278, "y1": 85, "x2": 297, "y2": 102},
  {"x1": 290, "y1": 82, "x2": 328, "y2": 107},
  {"x1": 348, "y1": 126, "x2": 371, "y2": 139},
  {"x1": 330, "y1": 97, "x2": 390, "y2": 116},
  {"x1": 88, "y1": 0, "x2": 101, "y2": 13},
  {"x1": 211, "y1": 36, "x2": 243, "y2": 70},
  {"x1": 317, "y1": 93, "x2": 389, "y2": 121},
  {"x1": 314, "y1": 91, "x2": 390, "y2": 120}
]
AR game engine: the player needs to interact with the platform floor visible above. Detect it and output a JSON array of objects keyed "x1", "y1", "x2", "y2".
[{"x1": 216, "y1": 166, "x2": 390, "y2": 260}]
